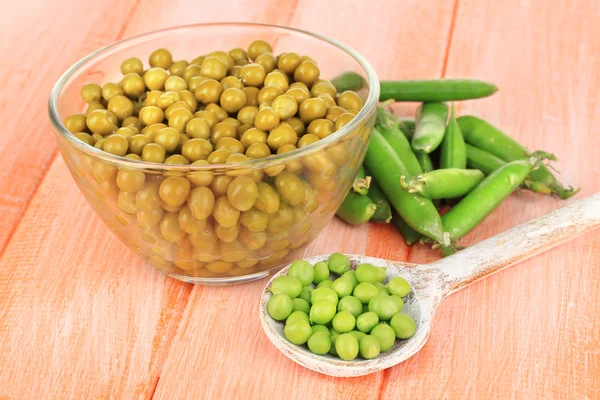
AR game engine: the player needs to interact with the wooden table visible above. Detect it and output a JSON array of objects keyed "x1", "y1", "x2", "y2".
[{"x1": 1, "y1": 0, "x2": 598, "y2": 398}]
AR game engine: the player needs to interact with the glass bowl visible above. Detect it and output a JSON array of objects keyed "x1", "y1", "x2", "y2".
[{"x1": 48, "y1": 23, "x2": 379, "y2": 285}]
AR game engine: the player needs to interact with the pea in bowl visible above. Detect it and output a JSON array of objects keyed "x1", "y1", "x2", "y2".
[{"x1": 48, "y1": 23, "x2": 379, "y2": 284}]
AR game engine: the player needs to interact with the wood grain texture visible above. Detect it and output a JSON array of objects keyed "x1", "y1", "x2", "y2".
[{"x1": 0, "y1": 0, "x2": 139, "y2": 254}]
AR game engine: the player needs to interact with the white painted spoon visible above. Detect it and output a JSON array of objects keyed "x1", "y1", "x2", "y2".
[{"x1": 259, "y1": 193, "x2": 600, "y2": 377}]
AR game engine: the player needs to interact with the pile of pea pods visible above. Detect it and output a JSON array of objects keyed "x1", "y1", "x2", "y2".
[{"x1": 332, "y1": 75, "x2": 579, "y2": 254}]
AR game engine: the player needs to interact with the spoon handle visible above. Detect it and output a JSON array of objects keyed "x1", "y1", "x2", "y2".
[{"x1": 431, "y1": 192, "x2": 600, "y2": 297}]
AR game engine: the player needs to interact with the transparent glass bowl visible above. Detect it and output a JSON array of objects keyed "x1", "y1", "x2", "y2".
[{"x1": 49, "y1": 23, "x2": 379, "y2": 284}]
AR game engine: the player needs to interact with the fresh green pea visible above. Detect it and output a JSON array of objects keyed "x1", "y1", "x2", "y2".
[
  {"x1": 292, "y1": 298, "x2": 310, "y2": 314},
  {"x1": 307, "y1": 331, "x2": 332, "y2": 355},
  {"x1": 317, "y1": 280, "x2": 333, "y2": 289},
  {"x1": 288, "y1": 259, "x2": 314, "y2": 286},
  {"x1": 332, "y1": 311, "x2": 356, "y2": 333},
  {"x1": 337, "y1": 296, "x2": 363, "y2": 318},
  {"x1": 328, "y1": 253, "x2": 350, "y2": 275},
  {"x1": 286, "y1": 310, "x2": 309, "y2": 325},
  {"x1": 356, "y1": 311, "x2": 379, "y2": 333},
  {"x1": 270, "y1": 276, "x2": 302, "y2": 298},
  {"x1": 370, "y1": 324, "x2": 396, "y2": 352},
  {"x1": 309, "y1": 301, "x2": 337, "y2": 325},
  {"x1": 341, "y1": 270, "x2": 358, "y2": 287},
  {"x1": 355, "y1": 263, "x2": 386, "y2": 283},
  {"x1": 284, "y1": 320, "x2": 312, "y2": 345},
  {"x1": 311, "y1": 325, "x2": 330, "y2": 336},
  {"x1": 311, "y1": 287, "x2": 338, "y2": 304},
  {"x1": 267, "y1": 293, "x2": 293, "y2": 321},
  {"x1": 312, "y1": 261, "x2": 330, "y2": 284},
  {"x1": 368, "y1": 295, "x2": 400, "y2": 321},
  {"x1": 298, "y1": 286, "x2": 313, "y2": 304},
  {"x1": 353, "y1": 282, "x2": 379, "y2": 304},
  {"x1": 373, "y1": 282, "x2": 390, "y2": 295},
  {"x1": 390, "y1": 313, "x2": 416, "y2": 339},
  {"x1": 387, "y1": 277, "x2": 411, "y2": 297},
  {"x1": 389, "y1": 295, "x2": 404, "y2": 312},
  {"x1": 359, "y1": 335, "x2": 381, "y2": 359},
  {"x1": 331, "y1": 278, "x2": 354, "y2": 298},
  {"x1": 335, "y1": 333, "x2": 359, "y2": 361},
  {"x1": 349, "y1": 330, "x2": 367, "y2": 342}
]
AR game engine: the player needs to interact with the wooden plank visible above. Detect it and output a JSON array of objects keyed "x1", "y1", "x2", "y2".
[
  {"x1": 0, "y1": 159, "x2": 191, "y2": 399},
  {"x1": 0, "y1": 0, "x2": 140, "y2": 254},
  {"x1": 146, "y1": 0, "x2": 455, "y2": 398},
  {"x1": 381, "y1": 0, "x2": 600, "y2": 398}
]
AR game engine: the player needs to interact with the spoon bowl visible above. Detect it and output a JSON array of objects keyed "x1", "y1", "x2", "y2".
[{"x1": 259, "y1": 193, "x2": 600, "y2": 377}]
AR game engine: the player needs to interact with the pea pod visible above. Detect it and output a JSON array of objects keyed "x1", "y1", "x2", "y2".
[
  {"x1": 377, "y1": 116, "x2": 423, "y2": 176},
  {"x1": 364, "y1": 126, "x2": 447, "y2": 246},
  {"x1": 457, "y1": 115, "x2": 579, "y2": 199},
  {"x1": 442, "y1": 158, "x2": 536, "y2": 242},
  {"x1": 400, "y1": 169, "x2": 485, "y2": 199},
  {"x1": 367, "y1": 179, "x2": 393, "y2": 223},
  {"x1": 392, "y1": 213, "x2": 421, "y2": 246},
  {"x1": 412, "y1": 102, "x2": 449, "y2": 154},
  {"x1": 330, "y1": 72, "x2": 366, "y2": 92},
  {"x1": 416, "y1": 153, "x2": 434, "y2": 173},
  {"x1": 380, "y1": 79, "x2": 498, "y2": 102},
  {"x1": 336, "y1": 191, "x2": 377, "y2": 225},
  {"x1": 439, "y1": 106, "x2": 466, "y2": 169},
  {"x1": 465, "y1": 143, "x2": 505, "y2": 174},
  {"x1": 352, "y1": 166, "x2": 371, "y2": 195}
]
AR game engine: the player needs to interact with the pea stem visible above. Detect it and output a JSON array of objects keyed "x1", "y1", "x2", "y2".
[{"x1": 352, "y1": 166, "x2": 371, "y2": 195}]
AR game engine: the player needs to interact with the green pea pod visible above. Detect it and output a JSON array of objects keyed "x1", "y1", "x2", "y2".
[
  {"x1": 400, "y1": 169, "x2": 485, "y2": 199},
  {"x1": 465, "y1": 143, "x2": 505, "y2": 174},
  {"x1": 416, "y1": 153, "x2": 434, "y2": 172},
  {"x1": 336, "y1": 191, "x2": 377, "y2": 225},
  {"x1": 392, "y1": 213, "x2": 421, "y2": 246},
  {"x1": 379, "y1": 79, "x2": 499, "y2": 102},
  {"x1": 367, "y1": 179, "x2": 393, "y2": 223},
  {"x1": 457, "y1": 116, "x2": 579, "y2": 199},
  {"x1": 412, "y1": 102, "x2": 449, "y2": 154},
  {"x1": 440, "y1": 106, "x2": 466, "y2": 169},
  {"x1": 364, "y1": 127, "x2": 447, "y2": 246},
  {"x1": 330, "y1": 72, "x2": 366, "y2": 92},
  {"x1": 352, "y1": 166, "x2": 371, "y2": 195},
  {"x1": 377, "y1": 126, "x2": 423, "y2": 177},
  {"x1": 442, "y1": 159, "x2": 536, "y2": 242}
]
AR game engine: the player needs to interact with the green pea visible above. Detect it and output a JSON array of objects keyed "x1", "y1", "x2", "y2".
[
  {"x1": 286, "y1": 310, "x2": 309, "y2": 325},
  {"x1": 292, "y1": 298, "x2": 310, "y2": 314},
  {"x1": 267, "y1": 293, "x2": 293, "y2": 321},
  {"x1": 313, "y1": 261, "x2": 330, "y2": 284},
  {"x1": 284, "y1": 320, "x2": 312, "y2": 345},
  {"x1": 359, "y1": 335, "x2": 381, "y2": 359},
  {"x1": 355, "y1": 263, "x2": 386, "y2": 283},
  {"x1": 270, "y1": 276, "x2": 302, "y2": 298},
  {"x1": 387, "y1": 277, "x2": 411, "y2": 297},
  {"x1": 368, "y1": 294, "x2": 400, "y2": 321},
  {"x1": 298, "y1": 286, "x2": 313, "y2": 304},
  {"x1": 309, "y1": 301, "x2": 337, "y2": 325},
  {"x1": 370, "y1": 324, "x2": 396, "y2": 352},
  {"x1": 329, "y1": 332, "x2": 340, "y2": 355},
  {"x1": 341, "y1": 270, "x2": 358, "y2": 287},
  {"x1": 316, "y1": 280, "x2": 333, "y2": 289},
  {"x1": 356, "y1": 311, "x2": 379, "y2": 332},
  {"x1": 311, "y1": 325, "x2": 330, "y2": 336},
  {"x1": 373, "y1": 282, "x2": 390, "y2": 295},
  {"x1": 389, "y1": 295, "x2": 404, "y2": 312},
  {"x1": 337, "y1": 296, "x2": 363, "y2": 318},
  {"x1": 288, "y1": 259, "x2": 314, "y2": 286},
  {"x1": 308, "y1": 331, "x2": 331, "y2": 355},
  {"x1": 335, "y1": 333, "x2": 359, "y2": 361},
  {"x1": 331, "y1": 277, "x2": 354, "y2": 298},
  {"x1": 311, "y1": 287, "x2": 338, "y2": 304},
  {"x1": 353, "y1": 282, "x2": 379, "y2": 304},
  {"x1": 349, "y1": 330, "x2": 366, "y2": 342},
  {"x1": 328, "y1": 252, "x2": 350, "y2": 275},
  {"x1": 390, "y1": 313, "x2": 416, "y2": 339},
  {"x1": 332, "y1": 311, "x2": 356, "y2": 333}
]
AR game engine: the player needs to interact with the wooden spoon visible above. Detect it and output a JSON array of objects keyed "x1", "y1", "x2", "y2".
[{"x1": 259, "y1": 193, "x2": 600, "y2": 377}]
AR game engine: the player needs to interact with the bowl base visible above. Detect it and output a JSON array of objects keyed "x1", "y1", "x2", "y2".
[{"x1": 163, "y1": 268, "x2": 283, "y2": 285}]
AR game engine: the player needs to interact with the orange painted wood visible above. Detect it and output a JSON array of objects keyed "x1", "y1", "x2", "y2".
[{"x1": 0, "y1": 0, "x2": 139, "y2": 253}]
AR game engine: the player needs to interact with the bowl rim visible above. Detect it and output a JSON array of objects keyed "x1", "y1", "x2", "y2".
[{"x1": 48, "y1": 22, "x2": 380, "y2": 172}]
